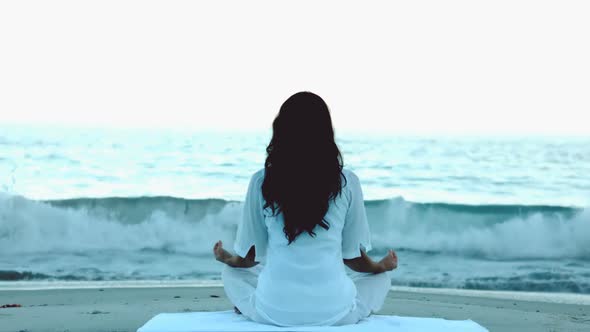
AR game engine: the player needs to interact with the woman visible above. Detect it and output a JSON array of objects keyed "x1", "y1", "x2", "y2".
[{"x1": 213, "y1": 91, "x2": 397, "y2": 326}]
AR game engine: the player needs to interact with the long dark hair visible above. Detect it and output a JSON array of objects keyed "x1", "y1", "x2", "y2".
[{"x1": 262, "y1": 91, "x2": 346, "y2": 244}]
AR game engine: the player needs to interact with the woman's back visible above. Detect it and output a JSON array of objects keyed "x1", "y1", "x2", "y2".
[{"x1": 233, "y1": 168, "x2": 372, "y2": 326}]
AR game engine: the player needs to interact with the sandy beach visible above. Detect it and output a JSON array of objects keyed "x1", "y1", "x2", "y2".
[{"x1": 0, "y1": 285, "x2": 588, "y2": 332}]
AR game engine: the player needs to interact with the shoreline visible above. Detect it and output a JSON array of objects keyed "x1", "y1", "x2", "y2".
[
  {"x1": 2, "y1": 280, "x2": 590, "y2": 305},
  {"x1": 0, "y1": 285, "x2": 588, "y2": 332}
]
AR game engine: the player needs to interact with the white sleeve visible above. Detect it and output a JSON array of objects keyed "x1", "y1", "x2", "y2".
[
  {"x1": 233, "y1": 172, "x2": 268, "y2": 260},
  {"x1": 341, "y1": 171, "x2": 372, "y2": 259}
]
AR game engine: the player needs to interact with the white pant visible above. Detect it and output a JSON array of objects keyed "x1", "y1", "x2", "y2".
[{"x1": 221, "y1": 264, "x2": 391, "y2": 326}]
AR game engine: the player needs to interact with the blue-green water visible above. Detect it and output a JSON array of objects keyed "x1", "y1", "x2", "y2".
[{"x1": 1, "y1": 126, "x2": 589, "y2": 293}]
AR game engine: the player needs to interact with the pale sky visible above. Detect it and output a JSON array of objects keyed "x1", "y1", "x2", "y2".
[{"x1": 0, "y1": 1, "x2": 589, "y2": 135}]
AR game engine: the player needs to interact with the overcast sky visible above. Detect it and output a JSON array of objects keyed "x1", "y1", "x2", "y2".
[{"x1": 0, "y1": 1, "x2": 588, "y2": 135}]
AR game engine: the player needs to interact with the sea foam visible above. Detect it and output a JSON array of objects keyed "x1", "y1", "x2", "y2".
[{"x1": 0, "y1": 194, "x2": 587, "y2": 260}]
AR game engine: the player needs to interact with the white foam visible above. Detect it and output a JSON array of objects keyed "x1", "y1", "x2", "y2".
[
  {"x1": 370, "y1": 198, "x2": 590, "y2": 259},
  {"x1": 2, "y1": 194, "x2": 589, "y2": 260},
  {"x1": 390, "y1": 286, "x2": 590, "y2": 305},
  {"x1": 0, "y1": 194, "x2": 240, "y2": 255},
  {"x1": 2, "y1": 280, "x2": 588, "y2": 306},
  {"x1": 0, "y1": 279, "x2": 222, "y2": 291}
]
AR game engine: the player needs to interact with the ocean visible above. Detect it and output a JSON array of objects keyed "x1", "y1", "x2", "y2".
[{"x1": 1, "y1": 126, "x2": 589, "y2": 294}]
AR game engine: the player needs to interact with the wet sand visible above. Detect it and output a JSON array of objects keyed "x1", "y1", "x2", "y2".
[{"x1": 1, "y1": 286, "x2": 589, "y2": 332}]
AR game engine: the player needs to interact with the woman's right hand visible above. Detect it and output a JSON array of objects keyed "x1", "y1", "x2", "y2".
[
  {"x1": 379, "y1": 249, "x2": 398, "y2": 272},
  {"x1": 213, "y1": 241, "x2": 258, "y2": 268},
  {"x1": 213, "y1": 240, "x2": 233, "y2": 264}
]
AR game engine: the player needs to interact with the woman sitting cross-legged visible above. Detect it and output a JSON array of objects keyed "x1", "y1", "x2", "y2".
[{"x1": 213, "y1": 91, "x2": 398, "y2": 327}]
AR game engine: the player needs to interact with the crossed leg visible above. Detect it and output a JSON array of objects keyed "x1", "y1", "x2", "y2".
[{"x1": 221, "y1": 264, "x2": 391, "y2": 326}]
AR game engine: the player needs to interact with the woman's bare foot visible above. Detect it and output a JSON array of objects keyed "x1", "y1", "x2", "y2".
[{"x1": 213, "y1": 240, "x2": 233, "y2": 264}]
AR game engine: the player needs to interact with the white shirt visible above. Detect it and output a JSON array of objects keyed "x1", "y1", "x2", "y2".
[{"x1": 233, "y1": 168, "x2": 372, "y2": 326}]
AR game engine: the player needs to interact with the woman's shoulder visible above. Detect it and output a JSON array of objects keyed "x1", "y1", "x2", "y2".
[
  {"x1": 341, "y1": 167, "x2": 357, "y2": 178},
  {"x1": 340, "y1": 168, "x2": 362, "y2": 200},
  {"x1": 341, "y1": 168, "x2": 360, "y2": 186},
  {"x1": 252, "y1": 168, "x2": 265, "y2": 178},
  {"x1": 250, "y1": 168, "x2": 266, "y2": 187}
]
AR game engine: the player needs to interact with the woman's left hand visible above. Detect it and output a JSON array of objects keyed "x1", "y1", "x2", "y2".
[{"x1": 378, "y1": 249, "x2": 398, "y2": 272}]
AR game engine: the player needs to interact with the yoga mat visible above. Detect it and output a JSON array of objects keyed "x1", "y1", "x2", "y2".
[{"x1": 138, "y1": 310, "x2": 488, "y2": 332}]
